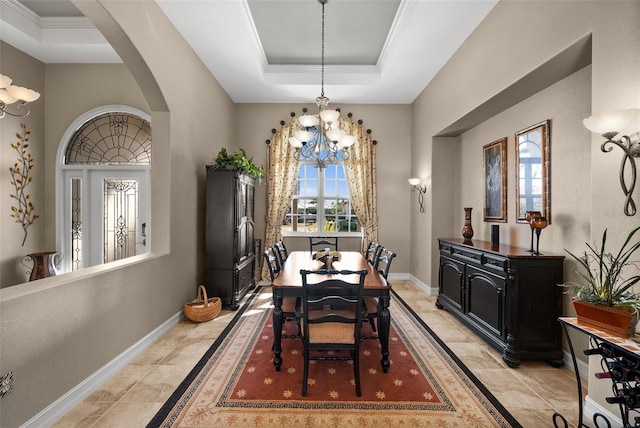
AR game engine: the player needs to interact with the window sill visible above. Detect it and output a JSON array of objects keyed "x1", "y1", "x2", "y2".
[{"x1": 281, "y1": 231, "x2": 363, "y2": 238}]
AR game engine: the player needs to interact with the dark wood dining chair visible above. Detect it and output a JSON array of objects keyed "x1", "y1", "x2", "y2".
[
  {"x1": 364, "y1": 240, "x2": 381, "y2": 266},
  {"x1": 274, "y1": 240, "x2": 288, "y2": 267},
  {"x1": 299, "y1": 268, "x2": 368, "y2": 397},
  {"x1": 309, "y1": 236, "x2": 338, "y2": 253},
  {"x1": 263, "y1": 247, "x2": 299, "y2": 338},
  {"x1": 263, "y1": 246, "x2": 281, "y2": 281},
  {"x1": 375, "y1": 247, "x2": 396, "y2": 279},
  {"x1": 365, "y1": 247, "x2": 396, "y2": 333}
]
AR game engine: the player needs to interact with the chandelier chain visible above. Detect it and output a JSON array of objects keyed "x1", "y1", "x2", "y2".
[
  {"x1": 287, "y1": 0, "x2": 356, "y2": 169},
  {"x1": 320, "y1": 0, "x2": 325, "y2": 98}
]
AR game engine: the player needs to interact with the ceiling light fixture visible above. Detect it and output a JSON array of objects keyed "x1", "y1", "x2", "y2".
[
  {"x1": 0, "y1": 74, "x2": 40, "y2": 118},
  {"x1": 288, "y1": 0, "x2": 356, "y2": 169}
]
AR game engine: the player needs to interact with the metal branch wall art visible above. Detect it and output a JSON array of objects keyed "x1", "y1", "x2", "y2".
[{"x1": 9, "y1": 123, "x2": 39, "y2": 246}]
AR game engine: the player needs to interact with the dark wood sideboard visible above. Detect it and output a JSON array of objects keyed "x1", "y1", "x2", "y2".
[{"x1": 436, "y1": 238, "x2": 565, "y2": 367}]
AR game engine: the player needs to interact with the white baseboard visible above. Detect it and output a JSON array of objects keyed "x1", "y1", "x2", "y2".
[
  {"x1": 584, "y1": 396, "x2": 623, "y2": 427},
  {"x1": 23, "y1": 310, "x2": 184, "y2": 428},
  {"x1": 563, "y1": 349, "x2": 589, "y2": 381},
  {"x1": 405, "y1": 273, "x2": 438, "y2": 295}
]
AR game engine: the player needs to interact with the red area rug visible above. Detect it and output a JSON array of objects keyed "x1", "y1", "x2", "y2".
[{"x1": 148, "y1": 288, "x2": 520, "y2": 427}]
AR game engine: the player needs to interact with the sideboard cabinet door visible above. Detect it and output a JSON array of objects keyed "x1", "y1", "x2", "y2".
[
  {"x1": 438, "y1": 255, "x2": 465, "y2": 314},
  {"x1": 466, "y1": 265, "x2": 505, "y2": 341},
  {"x1": 436, "y1": 238, "x2": 564, "y2": 368}
]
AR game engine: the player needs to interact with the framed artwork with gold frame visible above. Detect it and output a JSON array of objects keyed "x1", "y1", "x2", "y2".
[{"x1": 483, "y1": 138, "x2": 507, "y2": 222}]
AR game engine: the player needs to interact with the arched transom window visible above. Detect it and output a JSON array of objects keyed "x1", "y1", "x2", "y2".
[{"x1": 65, "y1": 113, "x2": 151, "y2": 165}]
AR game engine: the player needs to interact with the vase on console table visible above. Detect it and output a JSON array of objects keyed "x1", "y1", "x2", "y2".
[{"x1": 462, "y1": 207, "x2": 474, "y2": 242}]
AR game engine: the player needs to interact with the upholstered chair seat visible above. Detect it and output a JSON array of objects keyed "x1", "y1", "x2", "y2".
[{"x1": 304, "y1": 308, "x2": 357, "y2": 344}]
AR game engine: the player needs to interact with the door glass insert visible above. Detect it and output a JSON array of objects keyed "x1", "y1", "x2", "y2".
[
  {"x1": 71, "y1": 178, "x2": 82, "y2": 271},
  {"x1": 103, "y1": 179, "x2": 139, "y2": 263}
]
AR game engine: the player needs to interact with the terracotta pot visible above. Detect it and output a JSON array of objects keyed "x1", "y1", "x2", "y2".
[{"x1": 573, "y1": 299, "x2": 638, "y2": 337}]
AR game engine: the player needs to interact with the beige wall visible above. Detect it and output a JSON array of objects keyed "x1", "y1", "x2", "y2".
[
  {"x1": 412, "y1": 0, "x2": 639, "y2": 289},
  {"x1": 0, "y1": 42, "x2": 46, "y2": 286},
  {"x1": 1, "y1": 0, "x2": 639, "y2": 425},
  {"x1": 0, "y1": 0, "x2": 235, "y2": 425},
  {"x1": 44, "y1": 63, "x2": 150, "y2": 250},
  {"x1": 455, "y1": 66, "x2": 592, "y2": 253},
  {"x1": 234, "y1": 103, "x2": 412, "y2": 273},
  {"x1": 411, "y1": 0, "x2": 639, "y2": 418}
]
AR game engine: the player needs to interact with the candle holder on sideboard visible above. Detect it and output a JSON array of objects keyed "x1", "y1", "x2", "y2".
[
  {"x1": 530, "y1": 216, "x2": 548, "y2": 255},
  {"x1": 524, "y1": 210, "x2": 542, "y2": 253}
]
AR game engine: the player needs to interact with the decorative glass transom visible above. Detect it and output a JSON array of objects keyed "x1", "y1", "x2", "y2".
[{"x1": 65, "y1": 113, "x2": 151, "y2": 165}]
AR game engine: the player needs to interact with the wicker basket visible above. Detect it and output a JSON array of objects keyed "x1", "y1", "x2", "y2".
[{"x1": 184, "y1": 285, "x2": 222, "y2": 323}]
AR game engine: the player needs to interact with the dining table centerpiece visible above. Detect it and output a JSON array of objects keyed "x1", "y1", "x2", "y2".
[
  {"x1": 563, "y1": 226, "x2": 640, "y2": 337},
  {"x1": 312, "y1": 249, "x2": 342, "y2": 269}
]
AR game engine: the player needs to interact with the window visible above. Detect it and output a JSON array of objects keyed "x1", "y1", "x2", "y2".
[
  {"x1": 57, "y1": 107, "x2": 151, "y2": 272},
  {"x1": 517, "y1": 138, "x2": 542, "y2": 215},
  {"x1": 283, "y1": 153, "x2": 358, "y2": 234}
]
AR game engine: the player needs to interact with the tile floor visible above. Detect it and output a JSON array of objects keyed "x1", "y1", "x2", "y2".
[{"x1": 52, "y1": 280, "x2": 584, "y2": 427}]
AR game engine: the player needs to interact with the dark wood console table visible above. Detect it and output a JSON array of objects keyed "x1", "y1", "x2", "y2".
[{"x1": 436, "y1": 238, "x2": 565, "y2": 367}]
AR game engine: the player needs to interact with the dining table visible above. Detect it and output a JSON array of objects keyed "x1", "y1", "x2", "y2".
[{"x1": 270, "y1": 250, "x2": 392, "y2": 372}]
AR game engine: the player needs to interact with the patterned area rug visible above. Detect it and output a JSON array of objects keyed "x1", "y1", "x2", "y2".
[{"x1": 148, "y1": 287, "x2": 521, "y2": 427}]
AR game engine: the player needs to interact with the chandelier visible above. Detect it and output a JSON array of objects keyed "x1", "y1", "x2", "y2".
[
  {"x1": 288, "y1": 0, "x2": 356, "y2": 169},
  {"x1": 0, "y1": 74, "x2": 40, "y2": 118}
]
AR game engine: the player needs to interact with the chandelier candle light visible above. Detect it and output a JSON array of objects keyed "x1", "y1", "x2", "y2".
[
  {"x1": 0, "y1": 74, "x2": 40, "y2": 118},
  {"x1": 288, "y1": 0, "x2": 356, "y2": 169}
]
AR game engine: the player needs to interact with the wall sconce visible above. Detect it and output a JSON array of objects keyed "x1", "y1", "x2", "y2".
[
  {"x1": 0, "y1": 74, "x2": 40, "y2": 118},
  {"x1": 408, "y1": 178, "x2": 427, "y2": 213},
  {"x1": 583, "y1": 108, "x2": 640, "y2": 216}
]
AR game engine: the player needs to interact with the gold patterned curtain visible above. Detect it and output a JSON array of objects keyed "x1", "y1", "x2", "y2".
[
  {"x1": 262, "y1": 119, "x2": 301, "y2": 279},
  {"x1": 341, "y1": 118, "x2": 378, "y2": 252}
]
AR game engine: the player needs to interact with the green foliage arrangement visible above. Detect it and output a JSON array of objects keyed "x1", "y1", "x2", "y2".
[
  {"x1": 9, "y1": 123, "x2": 39, "y2": 246},
  {"x1": 213, "y1": 148, "x2": 264, "y2": 180},
  {"x1": 564, "y1": 227, "x2": 640, "y2": 313}
]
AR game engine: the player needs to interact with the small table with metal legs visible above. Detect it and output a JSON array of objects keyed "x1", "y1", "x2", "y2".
[{"x1": 555, "y1": 318, "x2": 640, "y2": 428}]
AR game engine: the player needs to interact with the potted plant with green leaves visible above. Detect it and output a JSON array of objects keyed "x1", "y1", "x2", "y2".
[
  {"x1": 563, "y1": 226, "x2": 640, "y2": 337},
  {"x1": 212, "y1": 148, "x2": 264, "y2": 180}
]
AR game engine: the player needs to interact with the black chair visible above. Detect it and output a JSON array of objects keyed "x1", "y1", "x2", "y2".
[
  {"x1": 365, "y1": 248, "x2": 396, "y2": 333},
  {"x1": 364, "y1": 240, "x2": 381, "y2": 265},
  {"x1": 375, "y1": 248, "x2": 396, "y2": 279},
  {"x1": 299, "y1": 268, "x2": 367, "y2": 397},
  {"x1": 263, "y1": 247, "x2": 299, "y2": 338},
  {"x1": 274, "y1": 240, "x2": 288, "y2": 267},
  {"x1": 263, "y1": 246, "x2": 281, "y2": 281},
  {"x1": 309, "y1": 236, "x2": 338, "y2": 253}
]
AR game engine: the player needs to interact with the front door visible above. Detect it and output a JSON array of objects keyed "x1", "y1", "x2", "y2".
[{"x1": 62, "y1": 168, "x2": 150, "y2": 271}]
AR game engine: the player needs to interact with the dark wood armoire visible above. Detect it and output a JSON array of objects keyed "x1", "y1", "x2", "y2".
[{"x1": 205, "y1": 168, "x2": 256, "y2": 309}]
